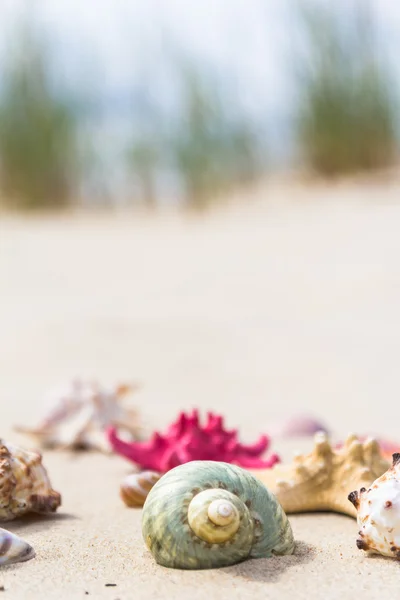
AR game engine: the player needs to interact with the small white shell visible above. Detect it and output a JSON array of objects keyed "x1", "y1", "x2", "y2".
[{"x1": 0, "y1": 528, "x2": 35, "y2": 566}]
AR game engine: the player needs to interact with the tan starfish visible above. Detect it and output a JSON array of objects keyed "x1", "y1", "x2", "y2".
[{"x1": 250, "y1": 432, "x2": 389, "y2": 518}]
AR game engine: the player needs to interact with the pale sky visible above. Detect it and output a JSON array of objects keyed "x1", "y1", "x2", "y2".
[
  {"x1": 0, "y1": 1, "x2": 306, "y2": 118},
  {"x1": 0, "y1": 0, "x2": 398, "y2": 117},
  {"x1": 0, "y1": 0, "x2": 399, "y2": 194}
]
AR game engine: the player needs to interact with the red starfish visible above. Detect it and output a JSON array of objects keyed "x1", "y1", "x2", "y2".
[{"x1": 108, "y1": 409, "x2": 279, "y2": 472}]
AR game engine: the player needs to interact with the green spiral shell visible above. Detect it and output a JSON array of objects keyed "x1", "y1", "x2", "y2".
[{"x1": 142, "y1": 460, "x2": 295, "y2": 570}]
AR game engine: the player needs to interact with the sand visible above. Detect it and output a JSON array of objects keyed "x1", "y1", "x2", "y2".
[{"x1": 1, "y1": 180, "x2": 400, "y2": 598}]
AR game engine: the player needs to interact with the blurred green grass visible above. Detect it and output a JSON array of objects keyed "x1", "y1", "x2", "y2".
[
  {"x1": 297, "y1": 5, "x2": 397, "y2": 177},
  {"x1": 126, "y1": 60, "x2": 262, "y2": 210},
  {"x1": 0, "y1": 25, "x2": 79, "y2": 209},
  {"x1": 0, "y1": 5, "x2": 398, "y2": 211},
  {"x1": 166, "y1": 62, "x2": 261, "y2": 209}
]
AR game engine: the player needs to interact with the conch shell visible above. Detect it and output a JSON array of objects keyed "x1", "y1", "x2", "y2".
[
  {"x1": 349, "y1": 453, "x2": 400, "y2": 558},
  {"x1": 15, "y1": 379, "x2": 141, "y2": 452},
  {"x1": 0, "y1": 439, "x2": 61, "y2": 521},
  {"x1": 142, "y1": 460, "x2": 294, "y2": 569},
  {"x1": 0, "y1": 528, "x2": 35, "y2": 566},
  {"x1": 251, "y1": 432, "x2": 389, "y2": 518},
  {"x1": 120, "y1": 471, "x2": 161, "y2": 508}
]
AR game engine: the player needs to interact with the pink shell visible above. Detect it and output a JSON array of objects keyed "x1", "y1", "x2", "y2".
[
  {"x1": 107, "y1": 410, "x2": 279, "y2": 472},
  {"x1": 268, "y1": 415, "x2": 329, "y2": 438}
]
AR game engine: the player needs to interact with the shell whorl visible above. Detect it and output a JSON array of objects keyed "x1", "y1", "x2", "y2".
[
  {"x1": 207, "y1": 498, "x2": 238, "y2": 527},
  {"x1": 142, "y1": 460, "x2": 294, "y2": 570},
  {"x1": 187, "y1": 489, "x2": 252, "y2": 545}
]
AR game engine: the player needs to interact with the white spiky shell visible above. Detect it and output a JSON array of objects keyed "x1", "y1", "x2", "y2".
[{"x1": 350, "y1": 453, "x2": 400, "y2": 558}]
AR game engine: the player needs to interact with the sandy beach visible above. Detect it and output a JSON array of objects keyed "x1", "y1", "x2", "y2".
[{"x1": 1, "y1": 180, "x2": 400, "y2": 598}]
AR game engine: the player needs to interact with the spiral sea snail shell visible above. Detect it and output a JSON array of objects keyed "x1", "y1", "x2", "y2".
[
  {"x1": 142, "y1": 460, "x2": 295, "y2": 569},
  {"x1": 120, "y1": 471, "x2": 161, "y2": 507},
  {"x1": 0, "y1": 528, "x2": 35, "y2": 566}
]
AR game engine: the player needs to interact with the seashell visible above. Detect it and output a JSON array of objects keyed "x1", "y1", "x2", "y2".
[
  {"x1": 0, "y1": 528, "x2": 35, "y2": 566},
  {"x1": 268, "y1": 414, "x2": 329, "y2": 438},
  {"x1": 349, "y1": 453, "x2": 400, "y2": 558},
  {"x1": 0, "y1": 439, "x2": 61, "y2": 521},
  {"x1": 109, "y1": 409, "x2": 279, "y2": 472},
  {"x1": 15, "y1": 379, "x2": 141, "y2": 452},
  {"x1": 142, "y1": 460, "x2": 295, "y2": 569},
  {"x1": 250, "y1": 432, "x2": 389, "y2": 518},
  {"x1": 120, "y1": 471, "x2": 161, "y2": 507}
]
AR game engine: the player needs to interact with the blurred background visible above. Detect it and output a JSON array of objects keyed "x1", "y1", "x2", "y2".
[{"x1": 1, "y1": 0, "x2": 400, "y2": 441}]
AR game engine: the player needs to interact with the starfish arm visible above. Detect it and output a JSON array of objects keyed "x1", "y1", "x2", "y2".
[
  {"x1": 234, "y1": 435, "x2": 269, "y2": 457},
  {"x1": 234, "y1": 453, "x2": 280, "y2": 469},
  {"x1": 107, "y1": 427, "x2": 165, "y2": 470}
]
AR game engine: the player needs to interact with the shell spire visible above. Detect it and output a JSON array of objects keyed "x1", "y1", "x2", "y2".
[{"x1": 108, "y1": 410, "x2": 279, "y2": 472}]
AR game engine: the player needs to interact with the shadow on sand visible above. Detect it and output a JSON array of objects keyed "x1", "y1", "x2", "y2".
[
  {"x1": 4, "y1": 511, "x2": 79, "y2": 534},
  {"x1": 221, "y1": 540, "x2": 315, "y2": 583}
]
